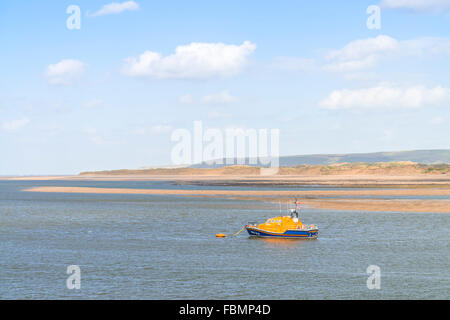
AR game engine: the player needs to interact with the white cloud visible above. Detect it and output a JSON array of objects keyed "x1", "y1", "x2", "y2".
[
  {"x1": 2, "y1": 118, "x2": 30, "y2": 132},
  {"x1": 178, "y1": 94, "x2": 194, "y2": 104},
  {"x1": 122, "y1": 41, "x2": 256, "y2": 79},
  {"x1": 324, "y1": 55, "x2": 379, "y2": 72},
  {"x1": 90, "y1": 1, "x2": 139, "y2": 17},
  {"x1": 380, "y1": 0, "x2": 450, "y2": 13},
  {"x1": 400, "y1": 37, "x2": 450, "y2": 56},
  {"x1": 324, "y1": 35, "x2": 450, "y2": 72},
  {"x1": 202, "y1": 90, "x2": 237, "y2": 104},
  {"x1": 151, "y1": 125, "x2": 173, "y2": 133},
  {"x1": 319, "y1": 85, "x2": 450, "y2": 110},
  {"x1": 324, "y1": 35, "x2": 398, "y2": 72},
  {"x1": 46, "y1": 59, "x2": 85, "y2": 85}
]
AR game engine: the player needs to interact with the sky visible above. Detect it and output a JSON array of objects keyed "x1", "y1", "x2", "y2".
[{"x1": 1, "y1": 0, "x2": 450, "y2": 175}]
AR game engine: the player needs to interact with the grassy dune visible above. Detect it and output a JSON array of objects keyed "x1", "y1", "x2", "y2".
[{"x1": 79, "y1": 162, "x2": 450, "y2": 176}]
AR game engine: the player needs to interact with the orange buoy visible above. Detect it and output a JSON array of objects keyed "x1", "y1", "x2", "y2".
[{"x1": 216, "y1": 234, "x2": 227, "y2": 238}]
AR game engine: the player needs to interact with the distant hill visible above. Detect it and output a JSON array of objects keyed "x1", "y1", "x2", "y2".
[
  {"x1": 190, "y1": 149, "x2": 450, "y2": 168},
  {"x1": 78, "y1": 149, "x2": 450, "y2": 176}
]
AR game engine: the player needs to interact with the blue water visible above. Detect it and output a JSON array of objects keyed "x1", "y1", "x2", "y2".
[{"x1": 0, "y1": 180, "x2": 449, "y2": 299}]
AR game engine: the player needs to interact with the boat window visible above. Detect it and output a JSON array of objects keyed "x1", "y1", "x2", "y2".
[{"x1": 267, "y1": 219, "x2": 282, "y2": 224}]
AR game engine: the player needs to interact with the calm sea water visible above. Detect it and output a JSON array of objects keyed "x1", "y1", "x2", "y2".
[{"x1": 0, "y1": 180, "x2": 448, "y2": 299}]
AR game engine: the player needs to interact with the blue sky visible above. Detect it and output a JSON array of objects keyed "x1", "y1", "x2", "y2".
[{"x1": 1, "y1": 0, "x2": 450, "y2": 175}]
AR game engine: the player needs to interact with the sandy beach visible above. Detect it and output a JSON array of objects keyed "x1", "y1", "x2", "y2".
[
  {"x1": 24, "y1": 185, "x2": 450, "y2": 213},
  {"x1": 4, "y1": 173, "x2": 450, "y2": 185},
  {"x1": 24, "y1": 186, "x2": 450, "y2": 197}
]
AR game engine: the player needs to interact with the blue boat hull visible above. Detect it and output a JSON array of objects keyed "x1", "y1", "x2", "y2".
[{"x1": 246, "y1": 226, "x2": 318, "y2": 239}]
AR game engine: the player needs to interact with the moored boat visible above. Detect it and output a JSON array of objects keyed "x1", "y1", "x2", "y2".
[{"x1": 245, "y1": 201, "x2": 318, "y2": 239}]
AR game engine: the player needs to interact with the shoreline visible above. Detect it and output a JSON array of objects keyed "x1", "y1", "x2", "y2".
[{"x1": 3, "y1": 173, "x2": 450, "y2": 185}]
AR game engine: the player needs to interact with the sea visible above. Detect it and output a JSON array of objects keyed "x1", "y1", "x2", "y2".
[{"x1": 0, "y1": 180, "x2": 448, "y2": 299}]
